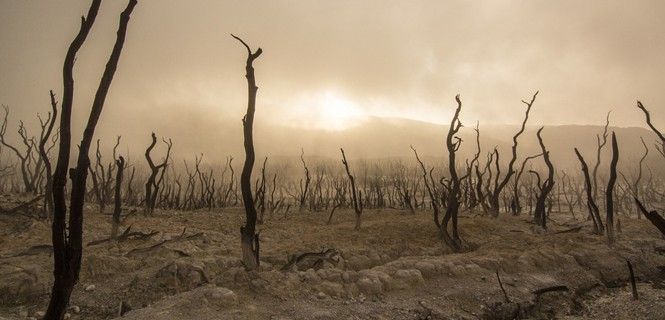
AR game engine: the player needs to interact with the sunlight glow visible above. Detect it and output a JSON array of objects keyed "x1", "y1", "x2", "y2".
[{"x1": 287, "y1": 90, "x2": 368, "y2": 131}]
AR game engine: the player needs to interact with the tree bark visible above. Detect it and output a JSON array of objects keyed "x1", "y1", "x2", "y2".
[
  {"x1": 46, "y1": 1, "x2": 137, "y2": 318},
  {"x1": 232, "y1": 34, "x2": 262, "y2": 271},
  {"x1": 606, "y1": 132, "x2": 619, "y2": 244}
]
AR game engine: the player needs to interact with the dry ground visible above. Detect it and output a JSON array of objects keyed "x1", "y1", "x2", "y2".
[{"x1": 1, "y1": 201, "x2": 664, "y2": 319}]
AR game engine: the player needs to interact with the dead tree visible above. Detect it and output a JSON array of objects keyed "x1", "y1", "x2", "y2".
[
  {"x1": 632, "y1": 137, "x2": 649, "y2": 219},
  {"x1": 442, "y1": 95, "x2": 464, "y2": 251},
  {"x1": 574, "y1": 148, "x2": 604, "y2": 234},
  {"x1": 512, "y1": 152, "x2": 542, "y2": 215},
  {"x1": 46, "y1": 1, "x2": 137, "y2": 318},
  {"x1": 111, "y1": 156, "x2": 125, "y2": 238},
  {"x1": 299, "y1": 148, "x2": 311, "y2": 210},
  {"x1": 635, "y1": 198, "x2": 665, "y2": 236},
  {"x1": 38, "y1": 91, "x2": 59, "y2": 218},
  {"x1": 636, "y1": 101, "x2": 665, "y2": 154},
  {"x1": 533, "y1": 127, "x2": 554, "y2": 229},
  {"x1": 340, "y1": 148, "x2": 363, "y2": 230},
  {"x1": 592, "y1": 111, "x2": 611, "y2": 201},
  {"x1": 144, "y1": 133, "x2": 172, "y2": 213},
  {"x1": 0, "y1": 106, "x2": 34, "y2": 193},
  {"x1": 232, "y1": 34, "x2": 262, "y2": 271},
  {"x1": 488, "y1": 91, "x2": 538, "y2": 216},
  {"x1": 606, "y1": 132, "x2": 619, "y2": 244}
]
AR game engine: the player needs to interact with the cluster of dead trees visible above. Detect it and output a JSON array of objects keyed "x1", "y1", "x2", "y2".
[{"x1": 2, "y1": 0, "x2": 665, "y2": 316}]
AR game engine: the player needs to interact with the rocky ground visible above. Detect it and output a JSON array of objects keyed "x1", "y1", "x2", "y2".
[{"x1": 1, "y1": 198, "x2": 664, "y2": 319}]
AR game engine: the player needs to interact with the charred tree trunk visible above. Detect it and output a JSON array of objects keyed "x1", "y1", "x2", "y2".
[
  {"x1": 606, "y1": 132, "x2": 619, "y2": 244},
  {"x1": 635, "y1": 198, "x2": 665, "y2": 236},
  {"x1": 111, "y1": 156, "x2": 125, "y2": 239},
  {"x1": 144, "y1": 133, "x2": 171, "y2": 213},
  {"x1": 592, "y1": 112, "x2": 610, "y2": 201},
  {"x1": 512, "y1": 153, "x2": 542, "y2": 216},
  {"x1": 489, "y1": 91, "x2": 538, "y2": 216},
  {"x1": 574, "y1": 148, "x2": 604, "y2": 234},
  {"x1": 39, "y1": 91, "x2": 58, "y2": 219},
  {"x1": 533, "y1": 127, "x2": 555, "y2": 229},
  {"x1": 442, "y1": 95, "x2": 464, "y2": 251},
  {"x1": 232, "y1": 34, "x2": 262, "y2": 271},
  {"x1": 46, "y1": 1, "x2": 137, "y2": 319},
  {"x1": 299, "y1": 148, "x2": 311, "y2": 210},
  {"x1": 341, "y1": 148, "x2": 363, "y2": 230}
]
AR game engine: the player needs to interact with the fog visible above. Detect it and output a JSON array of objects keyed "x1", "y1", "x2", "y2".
[{"x1": 1, "y1": 1, "x2": 665, "y2": 163}]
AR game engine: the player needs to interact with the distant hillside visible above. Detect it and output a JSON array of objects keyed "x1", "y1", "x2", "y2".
[{"x1": 108, "y1": 115, "x2": 662, "y2": 174}]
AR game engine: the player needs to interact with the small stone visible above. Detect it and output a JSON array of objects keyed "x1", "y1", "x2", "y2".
[
  {"x1": 316, "y1": 291, "x2": 328, "y2": 299},
  {"x1": 35, "y1": 311, "x2": 46, "y2": 318},
  {"x1": 63, "y1": 313, "x2": 71, "y2": 320},
  {"x1": 69, "y1": 305, "x2": 81, "y2": 313},
  {"x1": 205, "y1": 286, "x2": 238, "y2": 308},
  {"x1": 85, "y1": 284, "x2": 96, "y2": 291},
  {"x1": 18, "y1": 310, "x2": 28, "y2": 317}
]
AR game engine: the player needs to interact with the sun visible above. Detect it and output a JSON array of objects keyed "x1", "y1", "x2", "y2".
[
  {"x1": 287, "y1": 90, "x2": 367, "y2": 131},
  {"x1": 317, "y1": 91, "x2": 367, "y2": 130}
]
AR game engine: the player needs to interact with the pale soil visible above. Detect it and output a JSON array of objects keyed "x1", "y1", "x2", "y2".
[{"x1": 1, "y1": 202, "x2": 664, "y2": 320}]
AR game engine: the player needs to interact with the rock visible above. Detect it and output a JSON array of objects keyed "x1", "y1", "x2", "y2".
[
  {"x1": 356, "y1": 276, "x2": 383, "y2": 295},
  {"x1": 316, "y1": 291, "x2": 328, "y2": 299},
  {"x1": 317, "y1": 268, "x2": 343, "y2": 282},
  {"x1": 35, "y1": 311, "x2": 45, "y2": 318},
  {"x1": 84, "y1": 284, "x2": 96, "y2": 291},
  {"x1": 63, "y1": 313, "x2": 71, "y2": 320},
  {"x1": 318, "y1": 281, "x2": 345, "y2": 297},
  {"x1": 204, "y1": 286, "x2": 238, "y2": 308},
  {"x1": 250, "y1": 278, "x2": 269, "y2": 291},
  {"x1": 342, "y1": 271, "x2": 359, "y2": 283},
  {"x1": 302, "y1": 268, "x2": 322, "y2": 284},
  {"x1": 414, "y1": 261, "x2": 436, "y2": 277},
  {"x1": 68, "y1": 305, "x2": 81, "y2": 313},
  {"x1": 156, "y1": 260, "x2": 208, "y2": 291},
  {"x1": 394, "y1": 269, "x2": 424, "y2": 287},
  {"x1": 346, "y1": 255, "x2": 373, "y2": 270}
]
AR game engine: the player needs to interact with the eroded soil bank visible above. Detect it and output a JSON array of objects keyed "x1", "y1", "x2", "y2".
[{"x1": 1, "y1": 206, "x2": 664, "y2": 319}]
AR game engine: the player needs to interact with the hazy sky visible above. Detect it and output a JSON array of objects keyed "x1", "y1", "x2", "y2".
[{"x1": 1, "y1": 0, "x2": 664, "y2": 152}]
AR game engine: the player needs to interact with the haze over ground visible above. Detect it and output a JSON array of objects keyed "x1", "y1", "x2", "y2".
[{"x1": 1, "y1": 0, "x2": 664, "y2": 163}]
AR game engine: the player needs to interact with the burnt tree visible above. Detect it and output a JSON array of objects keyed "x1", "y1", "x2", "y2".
[
  {"x1": 144, "y1": 133, "x2": 172, "y2": 213},
  {"x1": 606, "y1": 132, "x2": 619, "y2": 244},
  {"x1": 574, "y1": 148, "x2": 604, "y2": 234},
  {"x1": 488, "y1": 91, "x2": 538, "y2": 216},
  {"x1": 45, "y1": 0, "x2": 137, "y2": 319},
  {"x1": 341, "y1": 148, "x2": 363, "y2": 230},
  {"x1": 533, "y1": 127, "x2": 555, "y2": 229},
  {"x1": 299, "y1": 148, "x2": 311, "y2": 210},
  {"x1": 592, "y1": 111, "x2": 611, "y2": 201},
  {"x1": 0, "y1": 106, "x2": 34, "y2": 193},
  {"x1": 111, "y1": 156, "x2": 125, "y2": 239},
  {"x1": 442, "y1": 95, "x2": 464, "y2": 251},
  {"x1": 39, "y1": 91, "x2": 59, "y2": 218},
  {"x1": 232, "y1": 34, "x2": 263, "y2": 271},
  {"x1": 512, "y1": 152, "x2": 542, "y2": 215}
]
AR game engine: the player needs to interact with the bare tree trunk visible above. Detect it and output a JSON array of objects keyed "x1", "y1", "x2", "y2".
[
  {"x1": 533, "y1": 127, "x2": 555, "y2": 229},
  {"x1": 442, "y1": 95, "x2": 464, "y2": 251},
  {"x1": 574, "y1": 148, "x2": 604, "y2": 234},
  {"x1": 39, "y1": 91, "x2": 58, "y2": 219},
  {"x1": 46, "y1": 1, "x2": 137, "y2": 319},
  {"x1": 232, "y1": 34, "x2": 262, "y2": 271},
  {"x1": 592, "y1": 112, "x2": 610, "y2": 201},
  {"x1": 606, "y1": 132, "x2": 619, "y2": 244},
  {"x1": 341, "y1": 148, "x2": 363, "y2": 230},
  {"x1": 111, "y1": 156, "x2": 125, "y2": 239},
  {"x1": 489, "y1": 91, "x2": 538, "y2": 216}
]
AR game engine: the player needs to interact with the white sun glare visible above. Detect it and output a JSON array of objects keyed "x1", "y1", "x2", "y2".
[{"x1": 288, "y1": 90, "x2": 367, "y2": 131}]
